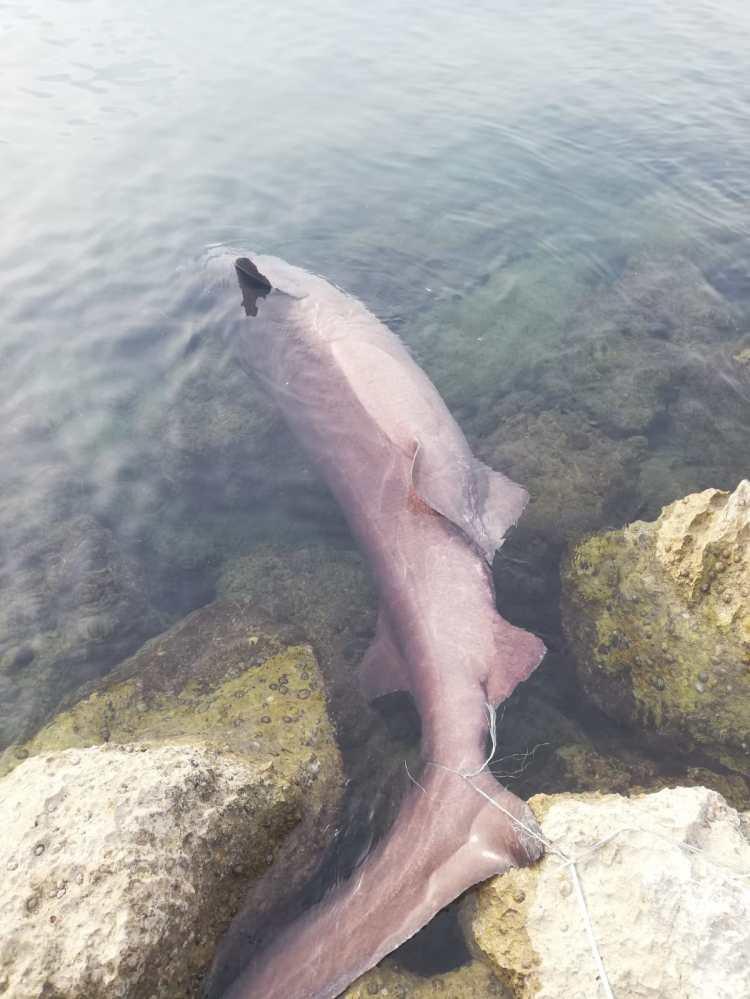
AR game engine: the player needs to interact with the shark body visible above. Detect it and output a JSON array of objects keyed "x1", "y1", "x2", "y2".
[{"x1": 205, "y1": 253, "x2": 545, "y2": 998}]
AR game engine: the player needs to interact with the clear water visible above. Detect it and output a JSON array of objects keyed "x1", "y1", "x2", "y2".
[{"x1": 2, "y1": 0, "x2": 750, "y2": 986}]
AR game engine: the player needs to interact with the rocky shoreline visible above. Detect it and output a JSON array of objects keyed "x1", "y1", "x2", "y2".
[{"x1": 2, "y1": 480, "x2": 749, "y2": 996}]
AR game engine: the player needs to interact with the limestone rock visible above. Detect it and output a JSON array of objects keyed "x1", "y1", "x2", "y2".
[
  {"x1": 0, "y1": 600, "x2": 344, "y2": 994},
  {"x1": 562, "y1": 480, "x2": 750, "y2": 772},
  {"x1": 346, "y1": 958, "x2": 508, "y2": 998},
  {"x1": 652, "y1": 480, "x2": 749, "y2": 636},
  {"x1": 0, "y1": 743, "x2": 302, "y2": 999},
  {"x1": 461, "y1": 787, "x2": 750, "y2": 999}
]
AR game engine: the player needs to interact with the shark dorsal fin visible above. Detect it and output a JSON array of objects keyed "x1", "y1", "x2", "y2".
[{"x1": 235, "y1": 257, "x2": 273, "y2": 317}]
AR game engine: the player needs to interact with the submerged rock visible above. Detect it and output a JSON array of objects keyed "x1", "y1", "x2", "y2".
[
  {"x1": 0, "y1": 513, "x2": 166, "y2": 750},
  {"x1": 482, "y1": 410, "x2": 647, "y2": 542},
  {"x1": 132, "y1": 302, "x2": 347, "y2": 601},
  {"x1": 346, "y1": 958, "x2": 508, "y2": 997},
  {"x1": 562, "y1": 480, "x2": 750, "y2": 773},
  {"x1": 461, "y1": 786, "x2": 750, "y2": 999},
  {"x1": 0, "y1": 744, "x2": 301, "y2": 999},
  {"x1": 488, "y1": 670, "x2": 750, "y2": 813},
  {"x1": 423, "y1": 252, "x2": 750, "y2": 543},
  {"x1": 218, "y1": 544, "x2": 377, "y2": 752},
  {"x1": 535, "y1": 739, "x2": 750, "y2": 812}
]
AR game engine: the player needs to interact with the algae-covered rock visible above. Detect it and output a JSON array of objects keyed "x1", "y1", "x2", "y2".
[
  {"x1": 346, "y1": 958, "x2": 508, "y2": 997},
  {"x1": 0, "y1": 513, "x2": 166, "y2": 750},
  {"x1": 0, "y1": 743, "x2": 300, "y2": 999},
  {"x1": 536, "y1": 740, "x2": 750, "y2": 811},
  {"x1": 2, "y1": 599, "x2": 340, "y2": 790},
  {"x1": 0, "y1": 599, "x2": 345, "y2": 984},
  {"x1": 562, "y1": 481, "x2": 750, "y2": 773},
  {"x1": 218, "y1": 545, "x2": 377, "y2": 751},
  {"x1": 460, "y1": 787, "x2": 750, "y2": 999}
]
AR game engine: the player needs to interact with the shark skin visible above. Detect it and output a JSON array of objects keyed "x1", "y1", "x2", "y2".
[{"x1": 205, "y1": 254, "x2": 546, "y2": 999}]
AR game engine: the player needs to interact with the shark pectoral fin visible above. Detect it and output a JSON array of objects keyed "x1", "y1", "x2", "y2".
[
  {"x1": 359, "y1": 609, "x2": 411, "y2": 701},
  {"x1": 473, "y1": 460, "x2": 529, "y2": 552},
  {"x1": 411, "y1": 444, "x2": 529, "y2": 562},
  {"x1": 410, "y1": 443, "x2": 482, "y2": 540},
  {"x1": 487, "y1": 618, "x2": 546, "y2": 705}
]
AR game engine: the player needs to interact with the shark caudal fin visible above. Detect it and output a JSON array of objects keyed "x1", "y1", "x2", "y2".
[{"x1": 210, "y1": 765, "x2": 543, "y2": 999}]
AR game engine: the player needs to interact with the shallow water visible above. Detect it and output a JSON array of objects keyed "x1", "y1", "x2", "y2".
[{"x1": 1, "y1": 0, "x2": 750, "y2": 989}]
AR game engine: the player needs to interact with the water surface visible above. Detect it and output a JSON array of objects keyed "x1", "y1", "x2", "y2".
[{"x1": 1, "y1": 0, "x2": 750, "y2": 982}]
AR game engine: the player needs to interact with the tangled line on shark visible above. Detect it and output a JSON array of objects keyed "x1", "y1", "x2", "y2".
[{"x1": 202, "y1": 252, "x2": 548, "y2": 999}]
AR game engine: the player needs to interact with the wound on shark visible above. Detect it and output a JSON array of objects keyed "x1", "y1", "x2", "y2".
[{"x1": 205, "y1": 253, "x2": 546, "y2": 999}]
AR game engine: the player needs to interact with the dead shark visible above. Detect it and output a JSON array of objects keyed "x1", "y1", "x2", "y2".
[{"x1": 205, "y1": 253, "x2": 546, "y2": 999}]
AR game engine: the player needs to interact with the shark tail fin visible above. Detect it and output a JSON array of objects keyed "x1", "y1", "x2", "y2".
[{"x1": 208, "y1": 765, "x2": 543, "y2": 999}]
